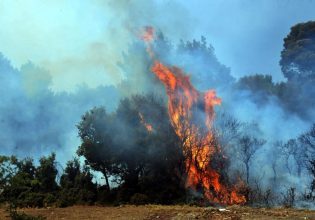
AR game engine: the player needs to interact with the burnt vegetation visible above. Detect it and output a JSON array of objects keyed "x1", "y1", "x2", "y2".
[{"x1": 1, "y1": 21, "x2": 315, "y2": 209}]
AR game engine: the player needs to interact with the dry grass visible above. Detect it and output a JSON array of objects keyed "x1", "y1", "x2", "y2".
[{"x1": 1, "y1": 205, "x2": 315, "y2": 220}]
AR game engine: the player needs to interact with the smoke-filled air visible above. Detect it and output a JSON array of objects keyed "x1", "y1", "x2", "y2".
[{"x1": 1, "y1": 0, "x2": 315, "y2": 218}]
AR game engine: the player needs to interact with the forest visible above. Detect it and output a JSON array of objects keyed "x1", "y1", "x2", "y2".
[{"x1": 1, "y1": 19, "x2": 315, "y2": 219}]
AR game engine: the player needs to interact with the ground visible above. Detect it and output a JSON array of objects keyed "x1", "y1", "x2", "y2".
[{"x1": 1, "y1": 205, "x2": 315, "y2": 220}]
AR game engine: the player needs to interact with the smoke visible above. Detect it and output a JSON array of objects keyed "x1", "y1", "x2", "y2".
[
  {"x1": 1, "y1": 0, "x2": 315, "y2": 206},
  {"x1": 0, "y1": 53, "x2": 119, "y2": 164},
  {"x1": 114, "y1": 29, "x2": 315, "y2": 204},
  {"x1": 221, "y1": 88, "x2": 313, "y2": 194}
]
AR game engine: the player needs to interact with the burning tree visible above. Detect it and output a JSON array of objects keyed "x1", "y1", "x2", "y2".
[
  {"x1": 150, "y1": 62, "x2": 245, "y2": 204},
  {"x1": 138, "y1": 26, "x2": 246, "y2": 205},
  {"x1": 77, "y1": 94, "x2": 186, "y2": 204}
]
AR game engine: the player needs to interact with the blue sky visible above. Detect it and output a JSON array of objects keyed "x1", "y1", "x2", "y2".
[
  {"x1": 181, "y1": 0, "x2": 315, "y2": 81},
  {"x1": 0, "y1": 0, "x2": 314, "y2": 91}
]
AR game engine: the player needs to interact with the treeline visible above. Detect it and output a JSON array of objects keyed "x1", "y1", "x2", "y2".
[
  {"x1": 1, "y1": 21, "x2": 315, "y2": 209},
  {"x1": 0, "y1": 95, "x2": 186, "y2": 208},
  {"x1": 236, "y1": 21, "x2": 315, "y2": 119},
  {"x1": 1, "y1": 93, "x2": 315, "y2": 208},
  {"x1": 0, "y1": 154, "x2": 97, "y2": 207}
]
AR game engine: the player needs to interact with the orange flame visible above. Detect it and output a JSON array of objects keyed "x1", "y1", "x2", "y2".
[
  {"x1": 140, "y1": 26, "x2": 155, "y2": 58},
  {"x1": 151, "y1": 62, "x2": 245, "y2": 205},
  {"x1": 140, "y1": 26, "x2": 155, "y2": 42},
  {"x1": 139, "y1": 112, "x2": 153, "y2": 133},
  {"x1": 141, "y1": 26, "x2": 245, "y2": 205}
]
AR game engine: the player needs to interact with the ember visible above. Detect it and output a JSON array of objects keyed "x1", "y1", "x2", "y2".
[{"x1": 139, "y1": 112, "x2": 153, "y2": 133}]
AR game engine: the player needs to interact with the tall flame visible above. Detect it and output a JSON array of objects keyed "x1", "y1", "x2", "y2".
[{"x1": 141, "y1": 26, "x2": 245, "y2": 205}]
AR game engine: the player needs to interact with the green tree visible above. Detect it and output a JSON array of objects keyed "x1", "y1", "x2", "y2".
[
  {"x1": 59, "y1": 158, "x2": 97, "y2": 206},
  {"x1": 176, "y1": 36, "x2": 234, "y2": 90},
  {"x1": 280, "y1": 21, "x2": 315, "y2": 81},
  {"x1": 77, "y1": 94, "x2": 185, "y2": 203},
  {"x1": 2, "y1": 157, "x2": 38, "y2": 206},
  {"x1": 77, "y1": 107, "x2": 114, "y2": 191},
  {"x1": 36, "y1": 153, "x2": 58, "y2": 193}
]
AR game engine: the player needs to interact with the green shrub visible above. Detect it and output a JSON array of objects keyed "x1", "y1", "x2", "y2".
[
  {"x1": 130, "y1": 193, "x2": 149, "y2": 205},
  {"x1": 18, "y1": 192, "x2": 45, "y2": 208},
  {"x1": 56, "y1": 188, "x2": 77, "y2": 207},
  {"x1": 8, "y1": 204, "x2": 46, "y2": 220},
  {"x1": 43, "y1": 193, "x2": 56, "y2": 206}
]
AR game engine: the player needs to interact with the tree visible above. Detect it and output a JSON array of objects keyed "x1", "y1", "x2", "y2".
[
  {"x1": 1, "y1": 157, "x2": 38, "y2": 206},
  {"x1": 280, "y1": 21, "x2": 315, "y2": 81},
  {"x1": 59, "y1": 158, "x2": 97, "y2": 206},
  {"x1": 237, "y1": 135, "x2": 266, "y2": 184},
  {"x1": 176, "y1": 36, "x2": 234, "y2": 90},
  {"x1": 118, "y1": 33, "x2": 233, "y2": 97},
  {"x1": 236, "y1": 74, "x2": 286, "y2": 99},
  {"x1": 0, "y1": 156, "x2": 17, "y2": 200},
  {"x1": 77, "y1": 107, "x2": 113, "y2": 191},
  {"x1": 299, "y1": 124, "x2": 315, "y2": 195},
  {"x1": 36, "y1": 153, "x2": 58, "y2": 193},
  {"x1": 299, "y1": 124, "x2": 315, "y2": 159},
  {"x1": 77, "y1": 94, "x2": 184, "y2": 203},
  {"x1": 282, "y1": 139, "x2": 306, "y2": 176}
]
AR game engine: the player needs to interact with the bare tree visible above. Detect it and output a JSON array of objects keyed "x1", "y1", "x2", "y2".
[
  {"x1": 299, "y1": 124, "x2": 315, "y2": 160},
  {"x1": 214, "y1": 112, "x2": 243, "y2": 150},
  {"x1": 281, "y1": 138, "x2": 307, "y2": 176},
  {"x1": 299, "y1": 124, "x2": 315, "y2": 194},
  {"x1": 237, "y1": 135, "x2": 266, "y2": 184},
  {"x1": 270, "y1": 141, "x2": 284, "y2": 184}
]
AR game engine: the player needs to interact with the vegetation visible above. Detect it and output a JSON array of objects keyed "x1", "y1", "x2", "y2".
[
  {"x1": 0, "y1": 21, "x2": 315, "y2": 210},
  {"x1": 280, "y1": 21, "x2": 315, "y2": 81}
]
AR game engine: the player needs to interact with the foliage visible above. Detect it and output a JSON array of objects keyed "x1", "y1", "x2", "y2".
[
  {"x1": 280, "y1": 21, "x2": 315, "y2": 81},
  {"x1": 77, "y1": 94, "x2": 185, "y2": 204},
  {"x1": 129, "y1": 193, "x2": 149, "y2": 205},
  {"x1": 58, "y1": 158, "x2": 97, "y2": 207},
  {"x1": 176, "y1": 36, "x2": 234, "y2": 90},
  {"x1": 8, "y1": 204, "x2": 46, "y2": 220},
  {"x1": 36, "y1": 153, "x2": 58, "y2": 193},
  {"x1": 236, "y1": 74, "x2": 286, "y2": 99},
  {"x1": 0, "y1": 154, "x2": 59, "y2": 208}
]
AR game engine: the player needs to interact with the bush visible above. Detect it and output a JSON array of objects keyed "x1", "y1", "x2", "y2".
[
  {"x1": 8, "y1": 204, "x2": 46, "y2": 220},
  {"x1": 56, "y1": 188, "x2": 96, "y2": 207},
  {"x1": 130, "y1": 193, "x2": 149, "y2": 205},
  {"x1": 56, "y1": 188, "x2": 77, "y2": 207},
  {"x1": 17, "y1": 192, "x2": 45, "y2": 208},
  {"x1": 43, "y1": 193, "x2": 56, "y2": 207},
  {"x1": 96, "y1": 186, "x2": 116, "y2": 205}
]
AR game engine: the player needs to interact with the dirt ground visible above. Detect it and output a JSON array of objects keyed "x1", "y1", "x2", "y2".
[{"x1": 1, "y1": 205, "x2": 315, "y2": 220}]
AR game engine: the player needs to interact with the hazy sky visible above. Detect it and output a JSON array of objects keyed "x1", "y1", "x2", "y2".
[{"x1": 0, "y1": 0, "x2": 314, "y2": 91}]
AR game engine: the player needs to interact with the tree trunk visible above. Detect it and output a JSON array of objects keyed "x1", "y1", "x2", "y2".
[
  {"x1": 102, "y1": 170, "x2": 110, "y2": 191},
  {"x1": 246, "y1": 163, "x2": 250, "y2": 184}
]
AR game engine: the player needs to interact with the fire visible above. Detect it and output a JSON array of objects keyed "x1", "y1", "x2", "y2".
[
  {"x1": 140, "y1": 26, "x2": 155, "y2": 58},
  {"x1": 140, "y1": 26, "x2": 155, "y2": 42},
  {"x1": 141, "y1": 26, "x2": 245, "y2": 205},
  {"x1": 139, "y1": 112, "x2": 153, "y2": 133}
]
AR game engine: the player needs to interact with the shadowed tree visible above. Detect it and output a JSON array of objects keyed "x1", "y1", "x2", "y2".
[
  {"x1": 280, "y1": 21, "x2": 315, "y2": 81},
  {"x1": 59, "y1": 158, "x2": 97, "y2": 206},
  {"x1": 237, "y1": 135, "x2": 266, "y2": 184},
  {"x1": 299, "y1": 124, "x2": 315, "y2": 195},
  {"x1": 282, "y1": 139, "x2": 306, "y2": 176},
  {"x1": 77, "y1": 94, "x2": 185, "y2": 203},
  {"x1": 77, "y1": 107, "x2": 114, "y2": 191},
  {"x1": 36, "y1": 153, "x2": 58, "y2": 193}
]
